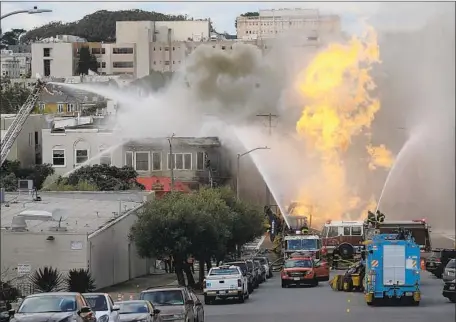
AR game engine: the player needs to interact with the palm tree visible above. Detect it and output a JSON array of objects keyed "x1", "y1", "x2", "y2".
[
  {"x1": 29, "y1": 267, "x2": 65, "y2": 292},
  {"x1": 67, "y1": 269, "x2": 96, "y2": 293}
]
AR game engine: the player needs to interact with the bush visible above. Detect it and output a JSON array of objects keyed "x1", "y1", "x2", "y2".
[
  {"x1": 67, "y1": 269, "x2": 96, "y2": 293},
  {"x1": 29, "y1": 266, "x2": 65, "y2": 292},
  {"x1": 43, "y1": 179, "x2": 99, "y2": 191},
  {"x1": 0, "y1": 281, "x2": 20, "y2": 303}
]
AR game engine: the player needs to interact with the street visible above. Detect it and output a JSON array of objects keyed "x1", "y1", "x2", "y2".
[{"x1": 204, "y1": 272, "x2": 454, "y2": 322}]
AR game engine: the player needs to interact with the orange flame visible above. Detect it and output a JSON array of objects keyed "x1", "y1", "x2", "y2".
[{"x1": 293, "y1": 26, "x2": 394, "y2": 227}]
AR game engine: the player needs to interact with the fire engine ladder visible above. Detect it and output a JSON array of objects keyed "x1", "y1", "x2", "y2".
[{"x1": 0, "y1": 81, "x2": 45, "y2": 166}]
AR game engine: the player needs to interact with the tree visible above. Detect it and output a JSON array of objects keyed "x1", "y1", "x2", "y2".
[
  {"x1": 0, "y1": 160, "x2": 55, "y2": 191},
  {"x1": 76, "y1": 47, "x2": 98, "y2": 75},
  {"x1": 22, "y1": 10, "x2": 190, "y2": 43},
  {"x1": 130, "y1": 187, "x2": 264, "y2": 288},
  {"x1": 0, "y1": 28, "x2": 26, "y2": 49},
  {"x1": 0, "y1": 81, "x2": 32, "y2": 114}
]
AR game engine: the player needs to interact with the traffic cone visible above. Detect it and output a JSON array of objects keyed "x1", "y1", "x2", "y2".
[{"x1": 420, "y1": 258, "x2": 425, "y2": 270}]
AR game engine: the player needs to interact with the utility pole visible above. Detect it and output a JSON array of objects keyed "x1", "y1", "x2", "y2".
[
  {"x1": 167, "y1": 134, "x2": 175, "y2": 191},
  {"x1": 256, "y1": 113, "x2": 278, "y2": 206}
]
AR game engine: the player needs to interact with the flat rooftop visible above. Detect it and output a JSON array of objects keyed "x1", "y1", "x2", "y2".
[{"x1": 0, "y1": 191, "x2": 150, "y2": 234}]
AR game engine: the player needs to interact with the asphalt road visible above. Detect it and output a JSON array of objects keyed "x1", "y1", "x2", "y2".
[{"x1": 203, "y1": 271, "x2": 455, "y2": 322}]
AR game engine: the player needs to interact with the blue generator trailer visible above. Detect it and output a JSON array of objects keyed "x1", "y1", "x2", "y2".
[{"x1": 364, "y1": 233, "x2": 421, "y2": 306}]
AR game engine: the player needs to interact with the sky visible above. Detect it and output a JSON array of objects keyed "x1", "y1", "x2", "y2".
[{"x1": 0, "y1": 1, "x2": 388, "y2": 35}]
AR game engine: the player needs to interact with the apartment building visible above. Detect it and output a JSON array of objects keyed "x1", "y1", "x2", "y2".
[
  {"x1": 1, "y1": 114, "x2": 46, "y2": 166},
  {"x1": 1, "y1": 50, "x2": 32, "y2": 78},
  {"x1": 236, "y1": 8, "x2": 341, "y2": 40}
]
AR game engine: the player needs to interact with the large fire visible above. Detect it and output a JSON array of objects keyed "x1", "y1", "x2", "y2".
[{"x1": 294, "y1": 26, "x2": 394, "y2": 227}]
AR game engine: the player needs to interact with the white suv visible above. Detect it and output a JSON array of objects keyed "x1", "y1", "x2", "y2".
[{"x1": 83, "y1": 293, "x2": 120, "y2": 322}]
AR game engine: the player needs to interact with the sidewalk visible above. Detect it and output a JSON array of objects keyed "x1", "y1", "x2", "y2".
[{"x1": 98, "y1": 273, "x2": 177, "y2": 301}]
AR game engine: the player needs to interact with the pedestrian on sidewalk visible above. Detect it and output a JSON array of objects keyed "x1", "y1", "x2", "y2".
[
  {"x1": 187, "y1": 256, "x2": 195, "y2": 273},
  {"x1": 164, "y1": 255, "x2": 171, "y2": 273}
]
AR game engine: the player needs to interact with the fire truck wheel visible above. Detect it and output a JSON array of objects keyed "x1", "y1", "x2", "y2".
[{"x1": 338, "y1": 243, "x2": 355, "y2": 260}]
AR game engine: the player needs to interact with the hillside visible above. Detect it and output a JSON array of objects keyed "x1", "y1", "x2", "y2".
[{"x1": 22, "y1": 9, "x2": 211, "y2": 43}]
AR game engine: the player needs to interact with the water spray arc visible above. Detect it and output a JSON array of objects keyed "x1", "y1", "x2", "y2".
[{"x1": 236, "y1": 146, "x2": 270, "y2": 200}]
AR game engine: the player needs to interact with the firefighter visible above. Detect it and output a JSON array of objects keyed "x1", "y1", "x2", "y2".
[
  {"x1": 367, "y1": 211, "x2": 376, "y2": 227},
  {"x1": 332, "y1": 247, "x2": 341, "y2": 270},
  {"x1": 301, "y1": 224, "x2": 309, "y2": 235},
  {"x1": 376, "y1": 210, "x2": 385, "y2": 224}
]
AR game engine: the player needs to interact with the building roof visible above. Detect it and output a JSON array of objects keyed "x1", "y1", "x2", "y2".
[
  {"x1": 127, "y1": 137, "x2": 221, "y2": 147},
  {"x1": 0, "y1": 191, "x2": 149, "y2": 234}
]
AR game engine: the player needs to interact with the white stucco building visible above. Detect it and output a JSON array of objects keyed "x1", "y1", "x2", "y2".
[
  {"x1": 1, "y1": 50, "x2": 32, "y2": 78},
  {"x1": 0, "y1": 191, "x2": 155, "y2": 292},
  {"x1": 0, "y1": 114, "x2": 47, "y2": 166},
  {"x1": 236, "y1": 8, "x2": 341, "y2": 40}
]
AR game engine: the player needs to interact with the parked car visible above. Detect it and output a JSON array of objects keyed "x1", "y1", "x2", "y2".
[
  {"x1": 139, "y1": 287, "x2": 201, "y2": 322},
  {"x1": 203, "y1": 265, "x2": 249, "y2": 304},
  {"x1": 253, "y1": 256, "x2": 273, "y2": 278},
  {"x1": 245, "y1": 260, "x2": 259, "y2": 288},
  {"x1": 83, "y1": 293, "x2": 120, "y2": 322},
  {"x1": 188, "y1": 291, "x2": 204, "y2": 322},
  {"x1": 225, "y1": 260, "x2": 255, "y2": 293},
  {"x1": 443, "y1": 259, "x2": 456, "y2": 283},
  {"x1": 442, "y1": 279, "x2": 456, "y2": 303},
  {"x1": 427, "y1": 248, "x2": 456, "y2": 278},
  {"x1": 115, "y1": 300, "x2": 162, "y2": 322},
  {"x1": 253, "y1": 260, "x2": 266, "y2": 283},
  {"x1": 8, "y1": 292, "x2": 96, "y2": 322}
]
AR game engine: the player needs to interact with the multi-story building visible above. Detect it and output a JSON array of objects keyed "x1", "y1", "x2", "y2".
[
  {"x1": 41, "y1": 120, "x2": 230, "y2": 189},
  {"x1": 236, "y1": 8, "x2": 341, "y2": 40},
  {"x1": 1, "y1": 50, "x2": 32, "y2": 78},
  {"x1": 30, "y1": 20, "x2": 265, "y2": 79},
  {"x1": 1, "y1": 114, "x2": 46, "y2": 166}
]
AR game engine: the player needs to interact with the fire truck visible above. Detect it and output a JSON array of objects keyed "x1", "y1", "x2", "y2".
[
  {"x1": 363, "y1": 217, "x2": 432, "y2": 253},
  {"x1": 321, "y1": 220, "x2": 365, "y2": 261}
]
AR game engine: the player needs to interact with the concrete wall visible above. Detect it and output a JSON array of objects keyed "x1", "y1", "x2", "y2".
[
  {"x1": 88, "y1": 207, "x2": 152, "y2": 290},
  {"x1": 0, "y1": 231, "x2": 88, "y2": 282},
  {"x1": 31, "y1": 43, "x2": 75, "y2": 78}
]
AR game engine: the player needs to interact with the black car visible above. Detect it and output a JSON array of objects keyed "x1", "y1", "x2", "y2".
[
  {"x1": 442, "y1": 279, "x2": 456, "y2": 303},
  {"x1": 245, "y1": 260, "x2": 259, "y2": 288},
  {"x1": 429, "y1": 249, "x2": 456, "y2": 278},
  {"x1": 225, "y1": 261, "x2": 255, "y2": 293},
  {"x1": 9, "y1": 292, "x2": 96, "y2": 322}
]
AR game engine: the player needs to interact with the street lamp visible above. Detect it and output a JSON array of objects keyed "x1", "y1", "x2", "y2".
[
  {"x1": 167, "y1": 134, "x2": 175, "y2": 191},
  {"x1": 236, "y1": 146, "x2": 270, "y2": 200},
  {"x1": 0, "y1": 6, "x2": 52, "y2": 20}
]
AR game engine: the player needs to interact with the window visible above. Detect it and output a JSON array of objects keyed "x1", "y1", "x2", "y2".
[
  {"x1": 113, "y1": 47, "x2": 134, "y2": 54},
  {"x1": 52, "y1": 149, "x2": 65, "y2": 166},
  {"x1": 57, "y1": 103, "x2": 64, "y2": 113},
  {"x1": 196, "y1": 152, "x2": 207, "y2": 171},
  {"x1": 135, "y1": 152, "x2": 149, "y2": 171},
  {"x1": 113, "y1": 61, "x2": 134, "y2": 68},
  {"x1": 327, "y1": 226, "x2": 339, "y2": 238},
  {"x1": 34, "y1": 131, "x2": 38, "y2": 146},
  {"x1": 43, "y1": 48, "x2": 51, "y2": 57},
  {"x1": 99, "y1": 148, "x2": 112, "y2": 165},
  {"x1": 125, "y1": 151, "x2": 133, "y2": 167},
  {"x1": 343, "y1": 227, "x2": 351, "y2": 236},
  {"x1": 164, "y1": 47, "x2": 169, "y2": 51},
  {"x1": 152, "y1": 152, "x2": 161, "y2": 171},
  {"x1": 351, "y1": 226, "x2": 362, "y2": 236},
  {"x1": 164, "y1": 61, "x2": 170, "y2": 66},
  {"x1": 97, "y1": 61, "x2": 107, "y2": 68},
  {"x1": 75, "y1": 149, "x2": 89, "y2": 164},
  {"x1": 67, "y1": 103, "x2": 75, "y2": 112},
  {"x1": 43, "y1": 59, "x2": 51, "y2": 77},
  {"x1": 168, "y1": 153, "x2": 192, "y2": 170},
  {"x1": 91, "y1": 48, "x2": 106, "y2": 55}
]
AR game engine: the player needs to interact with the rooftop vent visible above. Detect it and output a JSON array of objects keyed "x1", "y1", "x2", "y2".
[{"x1": 11, "y1": 209, "x2": 63, "y2": 232}]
